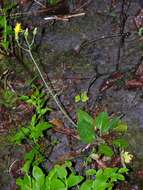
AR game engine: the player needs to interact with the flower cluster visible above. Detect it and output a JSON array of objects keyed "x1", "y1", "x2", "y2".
[{"x1": 121, "y1": 151, "x2": 133, "y2": 164}]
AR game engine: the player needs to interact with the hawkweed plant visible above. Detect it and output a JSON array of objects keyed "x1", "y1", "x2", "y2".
[{"x1": 14, "y1": 23, "x2": 76, "y2": 127}]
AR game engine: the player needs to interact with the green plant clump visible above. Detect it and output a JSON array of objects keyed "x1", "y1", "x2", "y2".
[
  {"x1": 17, "y1": 162, "x2": 83, "y2": 190},
  {"x1": 80, "y1": 167, "x2": 128, "y2": 190},
  {"x1": 14, "y1": 106, "x2": 131, "y2": 190},
  {"x1": 13, "y1": 86, "x2": 53, "y2": 143},
  {"x1": 17, "y1": 162, "x2": 128, "y2": 190}
]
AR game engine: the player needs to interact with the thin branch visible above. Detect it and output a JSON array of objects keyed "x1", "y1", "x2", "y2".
[{"x1": 44, "y1": 12, "x2": 85, "y2": 21}]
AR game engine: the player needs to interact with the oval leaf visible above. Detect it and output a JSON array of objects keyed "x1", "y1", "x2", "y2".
[
  {"x1": 32, "y1": 166, "x2": 45, "y2": 186},
  {"x1": 67, "y1": 174, "x2": 83, "y2": 188},
  {"x1": 77, "y1": 110, "x2": 95, "y2": 143},
  {"x1": 95, "y1": 112, "x2": 110, "y2": 133},
  {"x1": 99, "y1": 144, "x2": 113, "y2": 157}
]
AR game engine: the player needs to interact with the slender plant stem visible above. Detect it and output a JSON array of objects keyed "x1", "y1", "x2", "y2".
[{"x1": 28, "y1": 49, "x2": 77, "y2": 127}]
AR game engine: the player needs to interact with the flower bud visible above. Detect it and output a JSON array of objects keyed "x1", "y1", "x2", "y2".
[
  {"x1": 24, "y1": 28, "x2": 29, "y2": 38},
  {"x1": 33, "y1": 27, "x2": 37, "y2": 36}
]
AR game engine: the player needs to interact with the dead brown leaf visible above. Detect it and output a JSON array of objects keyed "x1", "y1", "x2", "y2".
[{"x1": 50, "y1": 118, "x2": 64, "y2": 128}]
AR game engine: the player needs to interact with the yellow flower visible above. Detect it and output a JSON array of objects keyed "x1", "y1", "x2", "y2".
[
  {"x1": 121, "y1": 151, "x2": 133, "y2": 164},
  {"x1": 14, "y1": 23, "x2": 23, "y2": 39}
]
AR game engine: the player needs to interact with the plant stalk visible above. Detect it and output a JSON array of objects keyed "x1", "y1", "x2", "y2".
[{"x1": 28, "y1": 49, "x2": 77, "y2": 127}]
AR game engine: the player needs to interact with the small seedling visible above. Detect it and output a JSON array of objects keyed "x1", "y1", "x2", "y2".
[{"x1": 75, "y1": 91, "x2": 89, "y2": 103}]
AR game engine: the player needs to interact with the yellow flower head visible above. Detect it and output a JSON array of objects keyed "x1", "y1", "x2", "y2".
[
  {"x1": 14, "y1": 23, "x2": 23, "y2": 39},
  {"x1": 121, "y1": 151, "x2": 133, "y2": 164}
]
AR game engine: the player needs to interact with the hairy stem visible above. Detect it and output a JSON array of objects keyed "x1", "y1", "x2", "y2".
[{"x1": 28, "y1": 49, "x2": 77, "y2": 127}]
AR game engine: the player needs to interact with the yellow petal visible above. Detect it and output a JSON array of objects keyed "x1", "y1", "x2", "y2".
[{"x1": 14, "y1": 23, "x2": 23, "y2": 39}]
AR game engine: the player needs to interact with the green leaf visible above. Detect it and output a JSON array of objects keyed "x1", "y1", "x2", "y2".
[
  {"x1": 77, "y1": 110, "x2": 95, "y2": 143},
  {"x1": 108, "y1": 117, "x2": 119, "y2": 130},
  {"x1": 103, "y1": 168, "x2": 118, "y2": 178},
  {"x1": 24, "y1": 148, "x2": 37, "y2": 161},
  {"x1": 39, "y1": 108, "x2": 51, "y2": 116},
  {"x1": 20, "y1": 95, "x2": 29, "y2": 101},
  {"x1": 98, "y1": 144, "x2": 114, "y2": 157},
  {"x1": 118, "y1": 168, "x2": 129, "y2": 174},
  {"x1": 94, "y1": 168, "x2": 103, "y2": 178},
  {"x1": 47, "y1": 167, "x2": 57, "y2": 181},
  {"x1": 27, "y1": 99, "x2": 35, "y2": 106},
  {"x1": 55, "y1": 165, "x2": 67, "y2": 179},
  {"x1": 64, "y1": 161, "x2": 73, "y2": 172},
  {"x1": 64, "y1": 160, "x2": 72, "y2": 169},
  {"x1": 13, "y1": 127, "x2": 30, "y2": 144},
  {"x1": 32, "y1": 166, "x2": 45, "y2": 186},
  {"x1": 22, "y1": 160, "x2": 31, "y2": 174},
  {"x1": 79, "y1": 180, "x2": 93, "y2": 190},
  {"x1": 78, "y1": 120, "x2": 96, "y2": 143},
  {"x1": 30, "y1": 122, "x2": 53, "y2": 141},
  {"x1": 95, "y1": 112, "x2": 110, "y2": 133},
  {"x1": 50, "y1": 178, "x2": 66, "y2": 190},
  {"x1": 77, "y1": 109, "x2": 94, "y2": 126},
  {"x1": 81, "y1": 91, "x2": 89, "y2": 102},
  {"x1": 110, "y1": 174, "x2": 119, "y2": 182},
  {"x1": 93, "y1": 179, "x2": 109, "y2": 190},
  {"x1": 44, "y1": 177, "x2": 51, "y2": 190},
  {"x1": 36, "y1": 122, "x2": 53, "y2": 131},
  {"x1": 16, "y1": 175, "x2": 32, "y2": 190},
  {"x1": 114, "y1": 122, "x2": 128, "y2": 133},
  {"x1": 116, "y1": 174, "x2": 125, "y2": 181},
  {"x1": 113, "y1": 138, "x2": 128, "y2": 148},
  {"x1": 75, "y1": 94, "x2": 81, "y2": 103},
  {"x1": 32, "y1": 179, "x2": 41, "y2": 190},
  {"x1": 16, "y1": 178, "x2": 24, "y2": 188},
  {"x1": 85, "y1": 169, "x2": 96, "y2": 176},
  {"x1": 67, "y1": 173, "x2": 83, "y2": 188}
]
